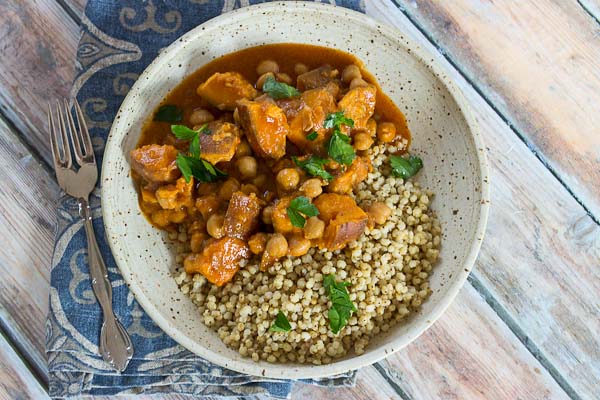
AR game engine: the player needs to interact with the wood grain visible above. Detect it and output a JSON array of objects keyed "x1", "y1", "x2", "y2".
[
  {"x1": 378, "y1": 285, "x2": 569, "y2": 400},
  {"x1": 579, "y1": 0, "x2": 600, "y2": 20},
  {"x1": 0, "y1": 115, "x2": 58, "y2": 382},
  {"x1": 0, "y1": 333, "x2": 48, "y2": 400},
  {"x1": 393, "y1": 0, "x2": 600, "y2": 220},
  {"x1": 0, "y1": 0, "x2": 79, "y2": 167},
  {"x1": 63, "y1": 0, "x2": 86, "y2": 18},
  {"x1": 369, "y1": 2, "x2": 600, "y2": 398},
  {"x1": 293, "y1": 366, "x2": 402, "y2": 400}
]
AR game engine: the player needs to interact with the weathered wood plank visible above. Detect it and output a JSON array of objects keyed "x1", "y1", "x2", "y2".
[
  {"x1": 63, "y1": 0, "x2": 86, "y2": 18},
  {"x1": 0, "y1": 333, "x2": 48, "y2": 400},
  {"x1": 369, "y1": 2, "x2": 600, "y2": 398},
  {"x1": 0, "y1": 115, "x2": 58, "y2": 381},
  {"x1": 293, "y1": 366, "x2": 402, "y2": 400},
  {"x1": 579, "y1": 0, "x2": 600, "y2": 20},
  {"x1": 378, "y1": 285, "x2": 569, "y2": 400},
  {"x1": 0, "y1": 0, "x2": 79, "y2": 167},
  {"x1": 393, "y1": 0, "x2": 600, "y2": 220}
]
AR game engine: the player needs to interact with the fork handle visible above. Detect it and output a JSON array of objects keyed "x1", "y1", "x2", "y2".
[{"x1": 78, "y1": 197, "x2": 133, "y2": 370}]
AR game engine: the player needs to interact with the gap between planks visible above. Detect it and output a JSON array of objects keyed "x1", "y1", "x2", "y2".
[
  {"x1": 390, "y1": 0, "x2": 599, "y2": 226},
  {"x1": 577, "y1": 0, "x2": 600, "y2": 25}
]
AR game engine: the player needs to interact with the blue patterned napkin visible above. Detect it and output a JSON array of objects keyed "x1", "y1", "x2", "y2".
[{"x1": 46, "y1": 0, "x2": 364, "y2": 398}]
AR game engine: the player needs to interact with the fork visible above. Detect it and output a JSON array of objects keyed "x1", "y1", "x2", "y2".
[{"x1": 48, "y1": 99, "x2": 134, "y2": 372}]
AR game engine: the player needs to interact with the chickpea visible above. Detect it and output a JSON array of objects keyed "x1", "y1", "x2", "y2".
[
  {"x1": 300, "y1": 178, "x2": 323, "y2": 198},
  {"x1": 349, "y1": 77, "x2": 369, "y2": 89},
  {"x1": 275, "y1": 72, "x2": 293, "y2": 85},
  {"x1": 189, "y1": 108, "x2": 214, "y2": 125},
  {"x1": 262, "y1": 205, "x2": 275, "y2": 224},
  {"x1": 294, "y1": 63, "x2": 308, "y2": 75},
  {"x1": 235, "y1": 140, "x2": 252, "y2": 158},
  {"x1": 265, "y1": 233, "x2": 288, "y2": 259},
  {"x1": 256, "y1": 60, "x2": 279, "y2": 75},
  {"x1": 256, "y1": 72, "x2": 275, "y2": 90},
  {"x1": 368, "y1": 202, "x2": 392, "y2": 225},
  {"x1": 366, "y1": 118, "x2": 377, "y2": 137},
  {"x1": 303, "y1": 216, "x2": 325, "y2": 239},
  {"x1": 377, "y1": 122, "x2": 397, "y2": 143},
  {"x1": 219, "y1": 177, "x2": 240, "y2": 200},
  {"x1": 190, "y1": 231, "x2": 207, "y2": 253},
  {"x1": 206, "y1": 214, "x2": 225, "y2": 239},
  {"x1": 248, "y1": 232, "x2": 268, "y2": 255},
  {"x1": 326, "y1": 160, "x2": 340, "y2": 170},
  {"x1": 287, "y1": 234, "x2": 311, "y2": 257},
  {"x1": 253, "y1": 173, "x2": 268, "y2": 188},
  {"x1": 353, "y1": 132, "x2": 374, "y2": 151},
  {"x1": 276, "y1": 168, "x2": 300, "y2": 191},
  {"x1": 342, "y1": 64, "x2": 361, "y2": 83},
  {"x1": 240, "y1": 183, "x2": 259, "y2": 195},
  {"x1": 237, "y1": 156, "x2": 257, "y2": 179}
]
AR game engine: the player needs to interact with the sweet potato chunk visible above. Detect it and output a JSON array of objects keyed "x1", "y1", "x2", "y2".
[
  {"x1": 199, "y1": 121, "x2": 241, "y2": 164},
  {"x1": 271, "y1": 196, "x2": 302, "y2": 235},
  {"x1": 338, "y1": 85, "x2": 376, "y2": 130},
  {"x1": 195, "y1": 194, "x2": 220, "y2": 220},
  {"x1": 286, "y1": 87, "x2": 338, "y2": 153},
  {"x1": 328, "y1": 157, "x2": 371, "y2": 194},
  {"x1": 297, "y1": 65, "x2": 337, "y2": 91},
  {"x1": 184, "y1": 237, "x2": 250, "y2": 286},
  {"x1": 155, "y1": 177, "x2": 194, "y2": 210},
  {"x1": 130, "y1": 144, "x2": 180, "y2": 183},
  {"x1": 223, "y1": 191, "x2": 262, "y2": 240},
  {"x1": 197, "y1": 72, "x2": 258, "y2": 111},
  {"x1": 237, "y1": 99, "x2": 289, "y2": 159},
  {"x1": 313, "y1": 193, "x2": 368, "y2": 250}
]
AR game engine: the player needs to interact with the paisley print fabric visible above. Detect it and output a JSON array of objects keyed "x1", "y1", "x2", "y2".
[{"x1": 47, "y1": 0, "x2": 364, "y2": 398}]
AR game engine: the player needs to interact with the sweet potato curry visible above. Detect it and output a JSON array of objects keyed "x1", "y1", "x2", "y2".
[{"x1": 131, "y1": 44, "x2": 416, "y2": 288}]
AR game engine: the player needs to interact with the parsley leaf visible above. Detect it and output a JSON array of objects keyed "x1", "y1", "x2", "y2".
[
  {"x1": 324, "y1": 111, "x2": 354, "y2": 129},
  {"x1": 176, "y1": 155, "x2": 227, "y2": 183},
  {"x1": 287, "y1": 196, "x2": 319, "y2": 228},
  {"x1": 306, "y1": 131, "x2": 318, "y2": 141},
  {"x1": 293, "y1": 155, "x2": 333, "y2": 181},
  {"x1": 262, "y1": 76, "x2": 301, "y2": 99},
  {"x1": 171, "y1": 124, "x2": 209, "y2": 140},
  {"x1": 328, "y1": 130, "x2": 356, "y2": 165},
  {"x1": 154, "y1": 104, "x2": 183, "y2": 122},
  {"x1": 269, "y1": 311, "x2": 292, "y2": 332},
  {"x1": 190, "y1": 134, "x2": 200, "y2": 158},
  {"x1": 323, "y1": 274, "x2": 357, "y2": 334},
  {"x1": 389, "y1": 154, "x2": 423, "y2": 180}
]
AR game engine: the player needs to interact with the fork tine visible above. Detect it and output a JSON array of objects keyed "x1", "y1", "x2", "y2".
[
  {"x1": 48, "y1": 102, "x2": 62, "y2": 170},
  {"x1": 55, "y1": 100, "x2": 72, "y2": 169},
  {"x1": 64, "y1": 99, "x2": 85, "y2": 165},
  {"x1": 73, "y1": 99, "x2": 95, "y2": 162}
]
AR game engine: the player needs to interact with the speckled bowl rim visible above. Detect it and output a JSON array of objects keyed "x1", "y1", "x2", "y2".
[{"x1": 102, "y1": 2, "x2": 490, "y2": 380}]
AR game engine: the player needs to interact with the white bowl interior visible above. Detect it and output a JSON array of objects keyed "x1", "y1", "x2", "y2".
[{"x1": 102, "y1": 2, "x2": 489, "y2": 379}]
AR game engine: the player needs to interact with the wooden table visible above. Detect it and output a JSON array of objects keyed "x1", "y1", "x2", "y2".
[{"x1": 1, "y1": 0, "x2": 598, "y2": 398}]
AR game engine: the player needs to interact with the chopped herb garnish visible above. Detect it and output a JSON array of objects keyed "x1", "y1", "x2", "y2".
[
  {"x1": 190, "y1": 134, "x2": 200, "y2": 158},
  {"x1": 287, "y1": 196, "x2": 320, "y2": 228},
  {"x1": 325, "y1": 112, "x2": 356, "y2": 165},
  {"x1": 176, "y1": 154, "x2": 227, "y2": 183},
  {"x1": 154, "y1": 104, "x2": 183, "y2": 122},
  {"x1": 270, "y1": 311, "x2": 292, "y2": 332},
  {"x1": 390, "y1": 154, "x2": 423, "y2": 180},
  {"x1": 171, "y1": 123, "x2": 225, "y2": 183},
  {"x1": 306, "y1": 131, "x2": 318, "y2": 141},
  {"x1": 293, "y1": 155, "x2": 333, "y2": 181},
  {"x1": 262, "y1": 76, "x2": 300, "y2": 99},
  {"x1": 323, "y1": 274, "x2": 357, "y2": 334},
  {"x1": 324, "y1": 111, "x2": 354, "y2": 130},
  {"x1": 171, "y1": 124, "x2": 209, "y2": 140},
  {"x1": 328, "y1": 130, "x2": 356, "y2": 165}
]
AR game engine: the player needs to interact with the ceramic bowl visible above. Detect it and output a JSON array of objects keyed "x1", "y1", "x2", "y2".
[{"x1": 102, "y1": 2, "x2": 490, "y2": 379}]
